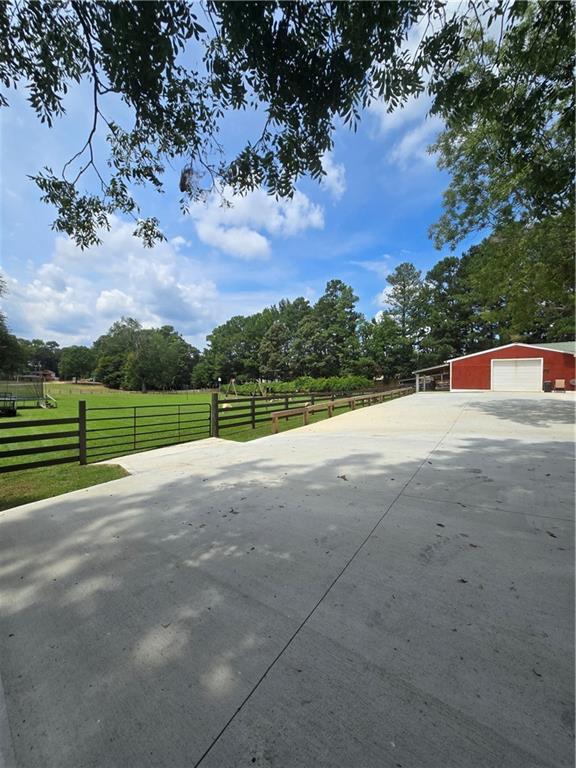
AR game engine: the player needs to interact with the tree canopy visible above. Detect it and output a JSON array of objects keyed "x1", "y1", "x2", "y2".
[
  {"x1": 3, "y1": 0, "x2": 570, "y2": 247},
  {"x1": 0, "y1": 276, "x2": 27, "y2": 374},
  {"x1": 58, "y1": 345, "x2": 96, "y2": 380},
  {"x1": 429, "y1": 1, "x2": 574, "y2": 248},
  {"x1": 92, "y1": 319, "x2": 200, "y2": 390}
]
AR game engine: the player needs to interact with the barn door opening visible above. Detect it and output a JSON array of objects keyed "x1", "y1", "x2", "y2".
[{"x1": 491, "y1": 359, "x2": 543, "y2": 391}]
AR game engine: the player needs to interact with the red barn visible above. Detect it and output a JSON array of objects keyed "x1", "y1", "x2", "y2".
[{"x1": 449, "y1": 342, "x2": 575, "y2": 392}]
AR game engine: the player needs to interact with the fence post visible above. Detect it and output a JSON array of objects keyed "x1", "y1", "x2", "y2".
[
  {"x1": 210, "y1": 392, "x2": 219, "y2": 438},
  {"x1": 78, "y1": 400, "x2": 87, "y2": 465},
  {"x1": 251, "y1": 397, "x2": 256, "y2": 429},
  {"x1": 284, "y1": 395, "x2": 289, "y2": 421}
]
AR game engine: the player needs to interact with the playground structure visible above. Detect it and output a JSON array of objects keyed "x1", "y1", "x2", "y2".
[{"x1": 0, "y1": 376, "x2": 56, "y2": 415}]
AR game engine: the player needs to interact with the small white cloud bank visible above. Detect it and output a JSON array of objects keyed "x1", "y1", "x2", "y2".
[
  {"x1": 375, "y1": 285, "x2": 394, "y2": 308},
  {"x1": 350, "y1": 255, "x2": 392, "y2": 280},
  {"x1": 369, "y1": 15, "x2": 446, "y2": 169},
  {"x1": 190, "y1": 186, "x2": 324, "y2": 260},
  {"x1": 320, "y1": 153, "x2": 346, "y2": 200}
]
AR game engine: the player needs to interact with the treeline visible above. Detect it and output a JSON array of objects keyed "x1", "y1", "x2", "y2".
[
  {"x1": 1, "y1": 211, "x2": 573, "y2": 389},
  {"x1": 0, "y1": 317, "x2": 200, "y2": 392},
  {"x1": 193, "y1": 211, "x2": 574, "y2": 386}
]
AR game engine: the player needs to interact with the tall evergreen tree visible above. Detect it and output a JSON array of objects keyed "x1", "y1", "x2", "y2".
[
  {"x1": 259, "y1": 321, "x2": 293, "y2": 380},
  {"x1": 385, "y1": 262, "x2": 423, "y2": 340},
  {"x1": 292, "y1": 280, "x2": 360, "y2": 377},
  {"x1": 419, "y1": 256, "x2": 490, "y2": 364}
]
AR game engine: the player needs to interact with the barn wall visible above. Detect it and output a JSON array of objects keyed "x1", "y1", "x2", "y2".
[{"x1": 451, "y1": 346, "x2": 575, "y2": 391}]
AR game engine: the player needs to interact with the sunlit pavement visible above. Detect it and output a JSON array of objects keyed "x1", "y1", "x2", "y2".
[{"x1": 0, "y1": 392, "x2": 573, "y2": 767}]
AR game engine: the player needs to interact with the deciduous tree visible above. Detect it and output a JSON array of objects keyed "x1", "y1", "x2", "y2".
[
  {"x1": 4, "y1": 0, "x2": 547, "y2": 247},
  {"x1": 430, "y1": 2, "x2": 574, "y2": 248},
  {"x1": 461, "y1": 210, "x2": 575, "y2": 342},
  {"x1": 59, "y1": 345, "x2": 96, "y2": 380}
]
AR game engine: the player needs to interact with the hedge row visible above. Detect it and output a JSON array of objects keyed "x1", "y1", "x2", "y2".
[{"x1": 232, "y1": 375, "x2": 374, "y2": 395}]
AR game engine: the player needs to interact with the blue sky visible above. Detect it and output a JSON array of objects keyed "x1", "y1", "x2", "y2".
[{"x1": 1, "y1": 54, "x2": 481, "y2": 351}]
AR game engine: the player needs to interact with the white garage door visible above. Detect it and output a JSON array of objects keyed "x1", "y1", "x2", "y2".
[{"x1": 491, "y1": 358, "x2": 542, "y2": 391}]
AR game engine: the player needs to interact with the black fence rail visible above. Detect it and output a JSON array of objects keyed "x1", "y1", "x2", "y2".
[
  {"x1": 0, "y1": 416, "x2": 80, "y2": 473},
  {"x1": 85, "y1": 401, "x2": 211, "y2": 463}
]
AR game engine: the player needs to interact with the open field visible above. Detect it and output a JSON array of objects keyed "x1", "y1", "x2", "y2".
[{"x1": 44, "y1": 382, "x2": 212, "y2": 413}]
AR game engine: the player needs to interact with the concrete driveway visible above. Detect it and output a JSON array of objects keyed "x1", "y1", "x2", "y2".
[{"x1": 0, "y1": 392, "x2": 573, "y2": 768}]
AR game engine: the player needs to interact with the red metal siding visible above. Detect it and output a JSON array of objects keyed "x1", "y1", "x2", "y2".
[{"x1": 451, "y1": 346, "x2": 575, "y2": 391}]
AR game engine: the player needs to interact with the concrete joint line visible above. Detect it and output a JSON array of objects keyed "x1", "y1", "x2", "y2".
[{"x1": 192, "y1": 408, "x2": 467, "y2": 767}]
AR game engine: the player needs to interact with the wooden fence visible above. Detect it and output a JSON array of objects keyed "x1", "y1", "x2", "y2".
[
  {"x1": 269, "y1": 389, "x2": 411, "y2": 433},
  {"x1": 211, "y1": 391, "x2": 337, "y2": 437},
  {"x1": 211, "y1": 388, "x2": 413, "y2": 437}
]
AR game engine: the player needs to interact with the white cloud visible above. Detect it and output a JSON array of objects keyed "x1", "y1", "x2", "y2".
[
  {"x1": 370, "y1": 85, "x2": 443, "y2": 169},
  {"x1": 320, "y1": 153, "x2": 346, "y2": 200},
  {"x1": 370, "y1": 90, "x2": 431, "y2": 136},
  {"x1": 95, "y1": 289, "x2": 138, "y2": 317},
  {"x1": 369, "y1": 13, "x2": 447, "y2": 169},
  {"x1": 195, "y1": 222, "x2": 270, "y2": 260},
  {"x1": 2, "y1": 216, "x2": 220, "y2": 347},
  {"x1": 350, "y1": 256, "x2": 392, "y2": 279},
  {"x1": 1, "y1": 215, "x2": 327, "y2": 349},
  {"x1": 190, "y1": 186, "x2": 324, "y2": 259},
  {"x1": 376, "y1": 285, "x2": 394, "y2": 308},
  {"x1": 369, "y1": 11, "x2": 436, "y2": 136},
  {"x1": 386, "y1": 115, "x2": 443, "y2": 168}
]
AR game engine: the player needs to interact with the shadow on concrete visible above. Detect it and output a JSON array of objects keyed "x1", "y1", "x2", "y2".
[
  {"x1": 0, "y1": 435, "x2": 574, "y2": 768},
  {"x1": 467, "y1": 397, "x2": 575, "y2": 427}
]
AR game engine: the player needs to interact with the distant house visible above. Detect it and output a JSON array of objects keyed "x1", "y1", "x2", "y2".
[{"x1": 19, "y1": 370, "x2": 56, "y2": 382}]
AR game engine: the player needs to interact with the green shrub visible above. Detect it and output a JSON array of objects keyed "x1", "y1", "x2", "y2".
[{"x1": 230, "y1": 375, "x2": 373, "y2": 396}]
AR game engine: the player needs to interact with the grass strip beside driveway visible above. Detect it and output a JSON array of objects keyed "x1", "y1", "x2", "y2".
[{"x1": 0, "y1": 464, "x2": 128, "y2": 512}]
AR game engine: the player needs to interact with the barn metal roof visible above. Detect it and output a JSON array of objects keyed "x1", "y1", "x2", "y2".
[
  {"x1": 413, "y1": 363, "x2": 450, "y2": 374},
  {"x1": 525, "y1": 341, "x2": 575, "y2": 354}
]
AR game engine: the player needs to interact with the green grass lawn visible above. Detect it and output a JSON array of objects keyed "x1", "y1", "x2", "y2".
[
  {"x1": 0, "y1": 385, "x2": 213, "y2": 509},
  {"x1": 0, "y1": 464, "x2": 129, "y2": 512}
]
